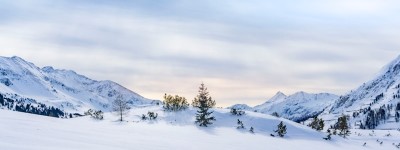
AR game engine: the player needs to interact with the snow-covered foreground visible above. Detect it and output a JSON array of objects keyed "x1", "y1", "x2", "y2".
[{"x1": 0, "y1": 108, "x2": 399, "y2": 150}]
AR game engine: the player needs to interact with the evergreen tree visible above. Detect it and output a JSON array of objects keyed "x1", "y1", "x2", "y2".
[
  {"x1": 308, "y1": 117, "x2": 324, "y2": 131},
  {"x1": 193, "y1": 83, "x2": 216, "y2": 127},
  {"x1": 337, "y1": 115, "x2": 350, "y2": 138},
  {"x1": 318, "y1": 118, "x2": 325, "y2": 131},
  {"x1": 275, "y1": 121, "x2": 287, "y2": 137}
]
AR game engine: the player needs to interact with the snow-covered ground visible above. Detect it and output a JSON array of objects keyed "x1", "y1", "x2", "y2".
[{"x1": 1, "y1": 108, "x2": 399, "y2": 150}]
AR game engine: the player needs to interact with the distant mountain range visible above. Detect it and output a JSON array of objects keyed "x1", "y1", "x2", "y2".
[
  {"x1": 229, "y1": 91, "x2": 338, "y2": 122},
  {"x1": 0, "y1": 56, "x2": 158, "y2": 114},
  {"x1": 2, "y1": 55, "x2": 400, "y2": 129},
  {"x1": 230, "y1": 55, "x2": 400, "y2": 129}
]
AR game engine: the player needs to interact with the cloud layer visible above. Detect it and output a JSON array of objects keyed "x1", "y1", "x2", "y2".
[{"x1": 0, "y1": 0, "x2": 399, "y2": 106}]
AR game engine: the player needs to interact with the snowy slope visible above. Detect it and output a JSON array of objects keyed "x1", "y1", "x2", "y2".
[
  {"x1": 330, "y1": 55, "x2": 400, "y2": 113},
  {"x1": 0, "y1": 108, "x2": 398, "y2": 150},
  {"x1": 0, "y1": 56, "x2": 158, "y2": 113},
  {"x1": 321, "y1": 55, "x2": 400, "y2": 129},
  {"x1": 229, "y1": 91, "x2": 338, "y2": 122}
]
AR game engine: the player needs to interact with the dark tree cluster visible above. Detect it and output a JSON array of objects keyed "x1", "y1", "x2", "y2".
[
  {"x1": 0, "y1": 93, "x2": 69, "y2": 118},
  {"x1": 230, "y1": 108, "x2": 245, "y2": 116},
  {"x1": 373, "y1": 93, "x2": 384, "y2": 103},
  {"x1": 361, "y1": 105, "x2": 390, "y2": 129},
  {"x1": 308, "y1": 116, "x2": 324, "y2": 131}
]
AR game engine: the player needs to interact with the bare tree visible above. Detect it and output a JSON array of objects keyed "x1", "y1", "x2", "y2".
[{"x1": 112, "y1": 95, "x2": 131, "y2": 121}]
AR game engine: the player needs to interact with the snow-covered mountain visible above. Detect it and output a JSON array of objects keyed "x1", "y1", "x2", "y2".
[
  {"x1": 0, "y1": 56, "x2": 158, "y2": 113},
  {"x1": 321, "y1": 55, "x2": 400, "y2": 129},
  {"x1": 254, "y1": 92, "x2": 338, "y2": 122},
  {"x1": 229, "y1": 91, "x2": 338, "y2": 122}
]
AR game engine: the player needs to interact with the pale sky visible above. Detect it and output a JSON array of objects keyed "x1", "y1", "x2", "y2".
[{"x1": 0, "y1": 0, "x2": 399, "y2": 107}]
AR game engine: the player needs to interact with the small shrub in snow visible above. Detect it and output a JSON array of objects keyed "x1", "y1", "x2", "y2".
[
  {"x1": 141, "y1": 114, "x2": 148, "y2": 120},
  {"x1": 237, "y1": 119, "x2": 244, "y2": 129},
  {"x1": 148, "y1": 111, "x2": 158, "y2": 120},
  {"x1": 84, "y1": 109, "x2": 94, "y2": 116},
  {"x1": 163, "y1": 94, "x2": 189, "y2": 111},
  {"x1": 142, "y1": 111, "x2": 158, "y2": 120},
  {"x1": 323, "y1": 129, "x2": 332, "y2": 140},
  {"x1": 230, "y1": 108, "x2": 245, "y2": 116},
  {"x1": 249, "y1": 127, "x2": 254, "y2": 133},
  {"x1": 84, "y1": 109, "x2": 104, "y2": 120},
  {"x1": 274, "y1": 121, "x2": 287, "y2": 137},
  {"x1": 92, "y1": 110, "x2": 104, "y2": 120}
]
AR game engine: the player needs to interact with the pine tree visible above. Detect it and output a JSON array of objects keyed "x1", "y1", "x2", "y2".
[
  {"x1": 275, "y1": 121, "x2": 287, "y2": 137},
  {"x1": 193, "y1": 83, "x2": 216, "y2": 127},
  {"x1": 318, "y1": 118, "x2": 325, "y2": 131},
  {"x1": 337, "y1": 115, "x2": 350, "y2": 138}
]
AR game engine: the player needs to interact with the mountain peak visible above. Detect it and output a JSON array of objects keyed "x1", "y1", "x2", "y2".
[
  {"x1": 275, "y1": 91, "x2": 286, "y2": 96},
  {"x1": 271, "y1": 91, "x2": 287, "y2": 100}
]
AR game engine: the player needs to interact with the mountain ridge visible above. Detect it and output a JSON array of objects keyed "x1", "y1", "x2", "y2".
[
  {"x1": 229, "y1": 91, "x2": 339, "y2": 122},
  {"x1": 0, "y1": 56, "x2": 159, "y2": 113}
]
